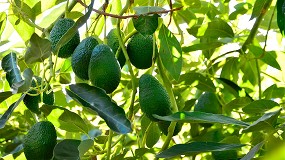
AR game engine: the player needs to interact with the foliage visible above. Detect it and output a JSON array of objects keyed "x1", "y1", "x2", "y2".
[{"x1": 1, "y1": 0, "x2": 285, "y2": 159}]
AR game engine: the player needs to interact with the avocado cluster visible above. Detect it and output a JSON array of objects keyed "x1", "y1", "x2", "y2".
[
  {"x1": 139, "y1": 74, "x2": 181, "y2": 135},
  {"x1": 23, "y1": 121, "x2": 57, "y2": 160}
]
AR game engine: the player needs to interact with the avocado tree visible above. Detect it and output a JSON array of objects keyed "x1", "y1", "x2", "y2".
[{"x1": 1, "y1": 0, "x2": 285, "y2": 159}]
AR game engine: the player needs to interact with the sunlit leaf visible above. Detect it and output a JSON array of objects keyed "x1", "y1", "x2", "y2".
[
  {"x1": 40, "y1": 105, "x2": 89, "y2": 133},
  {"x1": 243, "y1": 109, "x2": 281, "y2": 133},
  {"x1": 242, "y1": 99, "x2": 279, "y2": 114},
  {"x1": 133, "y1": 6, "x2": 165, "y2": 15},
  {"x1": 158, "y1": 24, "x2": 182, "y2": 81},
  {"x1": 250, "y1": 0, "x2": 271, "y2": 20},
  {"x1": 66, "y1": 83, "x2": 132, "y2": 134},
  {"x1": 182, "y1": 42, "x2": 222, "y2": 53},
  {"x1": 263, "y1": 84, "x2": 285, "y2": 99},
  {"x1": 25, "y1": 33, "x2": 51, "y2": 64},
  {"x1": 224, "y1": 97, "x2": 252, "y2": 114},
  {"x1": 0, "y1": 91, "x2": 13, "y2": 103},
  {"x1": 220, "y1": 57, "x2": 240, "y2": 82},
  {"x1": 0, "y1": 12, "x2": 7, "y2": 38},
  {"x1": 156, "y1": 142, "x2": 245, "y2": 158},
  {"x1": 154, "y1": 111, "x2": 249, "y2": 127}
]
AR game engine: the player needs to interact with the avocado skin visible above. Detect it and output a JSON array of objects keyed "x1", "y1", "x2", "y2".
[
  {"x1": 139, "y1": 74, "x2": 172, "y2": 121},
  {"x1": 72, "y1": 37, "x2": 99, "y2": 80},
  {"x1": 194, "y1": 92, "x2": 222, "y2": 127},
  {"x1": 50, "y1": 18, "x2": 80, "y2": 58},
  {"x1": 106, "y1": 29, "x2": 126, "y2": 68},
  {"x1": 127, "y1": 33, "x2": 156, "y2": 69},
  {"x1": 88, "y1": 44, "x2": 121, "y2": 94},
  {"x1": 23, "y1": 121, "x2": 57, "y2": 160}
]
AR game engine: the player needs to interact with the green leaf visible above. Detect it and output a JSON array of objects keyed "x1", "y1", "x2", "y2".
[
  {"x1": 240, "y1": 141, "x2": 265, "y2": 160},
  {"x1": 40, "y1": 105, "x2": 89, "y2": 133},
  {"x1": 277, "y1": 0, "x2": 285, "y2": 35},
  {"x1": 54, "y1": 0, "x2": 94, "y2": 53},
  {"x1": 156, "y1": 142, "x2": 245, "y2": 158},
  {"x1": 0, "y1": 91, "x2": 13, "y2": 103},
  {"x1": 53, "y1": 139, "x2": 81, "y2": 160},
  {"x1": 25, "y1": 33, "x2": 51, "y2": 64},
  {"x1": 1, "y1": 52, "x2": 24, "y2": 93},
  {"x1": 158, "y1": 24, "x2": 182, "y2": 81},
  {"x1": 250, "y1": 0, "x2": 271, "y2": 20},
  {"x1": 132, "y1": 14, "x2": 159, "y2": 36},
  {"x1": 243, "y1": 109, "x2": 281, "y2": 133},
  {"x1": 182, "y1": 42, "x2": 222, "y2": 53},
  {"x1": 16, "y1": 68, "x2": 34, "y2": 93},
  {"x1": 0, "y1": 93, "x2": 26, "y2": 129},
  {"x1": 224, "y1": 97, "x2": 253, "y2": 114},
  {"x1": 248, "y1": 45, "x2": 281, "y2": 70},
  {"x1": 242, "y1": 99, "x2": 279, "y2": 114},
  {"x1": 78, "y1": 139, "x2": 94, "y2": 158},
  {"x1": 217, "y1": 78, "x2": 252, "y2": 99},
  {"x1": 154, "y1": 111, "x2": 249, "y2": 127},
  {"x1": 221, "y1": 57, "x2": 240, "y2": 82},
  {"x1": 141, "y1": 116, "x2": 160, "y2": 148},
  {"x1": 133, "y1": 6, "x2": 165, "y2": 14},
  {"x1": 179, "y1": 72, "x2": 216, "y2": 92},
  {"x1": 229, "y1": 3, "x2": 252, "y2": 20},
  {"x1": 66, "y1": 83, "x2": 132, "y2": 134},
  {"x1": 263, "y1": 84, "x2": 285, "y2": 99},
  {"x1": 0, "y1": 12, "x2": 7, "y2": 38}
]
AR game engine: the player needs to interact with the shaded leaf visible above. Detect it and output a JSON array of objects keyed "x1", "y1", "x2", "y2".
[
  {"x1": 220, "y1": 57, "x2": 240, "y2": 82},
  {"x1": 224, "y1": 97, "x2": 253, "y2": 114},
  {"x1": 17, "y1": 68, "x2": 34, "y2": 93},
  {"x1": 40, "y1": 105, "x2": 89, "y2": 133},
  {"x1": 277, "y1": 0, "x2": 285, "y2": 35},
  {"x1": 242, "y1": 99, "x2": 279, "y2": 114},
  {"x1": 78, "y1": 139, "x2": 94, "y2": 158},
  {"x1": 133, "y1": 14, "x2": 159, "y2": 36},
  {"x1": 179, "y1": 72, "x2": 215, "y2": 92},
  {"x1": 240, "y1": 141, "x2": 265, "y2": 160},
  {"x1": 243, "y1": 109, "x2": 281, "y2": 133},
  {"x1": 54, "y1": 0, "x2": 94, "y2": 53},
  {"x1": 53, "y1": 139, "x2": 81, "y2": 160},
  {"x1": 66, "y1": 83, "x2": 132, "y2": 134},
  {"x1": 141, "y1": 116, "x2": 160, "y2": 148},
  {"x1": 158, "y1": 24, "x2": 182, "y2": 81},
  {"x1": 154, "y1": 111, "x2": 249, "y2": 127},
  {"x1": 156, "y1": 142, "x2": 245, "y2": 158},
  {"x1": 0, "y1": 93, "x2": 26, "y2": 129},
  {"x1": 0, "y1": 91, "x2": 13, "y2": 103},
  {"x1": 217, "y1": 78, "x2": 252, "y2": 99},
  {"x1": 25, "y1": 33, "x2": 51, "y2": 64}
]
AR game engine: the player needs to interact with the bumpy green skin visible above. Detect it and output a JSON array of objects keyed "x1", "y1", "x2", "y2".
[
  {"x1": 106, "y1": 29, "x2": 126, "y2": 68},
  {"x1": 43, "y1": 85, "x2": 54, "y2": 105},
  {"x1": 88, "y1": 44, "x2": 121, "y2": 94},
  {"x1": 23, "y1": 77, "x2": 42, "y2": 114},
  {"x1": 72, "y1": 37, "x2": 99, "y2": 80},
  {"x1": 139, "y1": 74, "x2": 172, "y2": 121},
  {"x1": 194, "y1": 92, "x2": 222, "y2": 127},
  {"x1": 158, "y1": 121, "x2": 182, "y2": 136},
  {"x1": 50, "y1": 18, "x2": 80, "y2": 58},
  {"x1": 127, "y1": 33, "x2": 156, "y2": 69},
  {"x1": 23, "y1": 121, "x2": 57, "y2": 160}
]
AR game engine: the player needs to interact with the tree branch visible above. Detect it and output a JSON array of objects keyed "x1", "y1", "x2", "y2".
[{"x1": 77, "y1": 0, "x2": 182, "y2": 19}]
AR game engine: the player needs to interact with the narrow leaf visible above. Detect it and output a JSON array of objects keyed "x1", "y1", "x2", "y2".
[
  {"x1": 0, "y1": 93, "x2": 26, "y2": 129},
  {"x1": 66, "y1": 83, "x2": 132, "y2": 134},
  {"x1": 133, "y1": 14, "x2": 159, "y2": 36},
  {"x1": 158, "y1": 24, "x2": 182, "y2": 81},
  {"x1": 154, "y1": 111, "x2": 249, "y2": 127},
  {"x1": 243, "y1": 109, "x2": 281, "y2": 133},
  {"x1": 54, "y1": 0, "x2": 94, "y2": 53},
  {"x1": 156, "y1": 142, "x2": 245, "y2": 158},
  {"x1": 242, "y1": 99, "x2": 279, "y2": 114},
  {"x1": 40, "y1": 105, "x2": 89, "y2": 133},
  {"x1": 25, "y1": 33, "x2": 51, "y2": 64},
  {"x1": 179, "y1": 72, "x2": 216, "y2": 92},
  {"x1": 240, "y1": 141, "x2": 265, "y2": 160},
  {"x1": 0, "y1": 91, "x2": 13, "y2": 103}
]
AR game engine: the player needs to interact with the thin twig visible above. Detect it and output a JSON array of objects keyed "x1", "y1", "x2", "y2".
[{"x1": 77, "y1": 0, "x2": 182, "y2": 19}]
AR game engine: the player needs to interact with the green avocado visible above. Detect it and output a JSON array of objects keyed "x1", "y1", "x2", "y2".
[
  {"x1": 23, "y1": 77, "x2": 42, "y2": 114},
  {"x1": 72, "y1": 37, "x2": 99, "y2": 80},
  {"x1": 50, "y1": 18, "x2": 80, "y2": 58},
  {"x1": 106, "y1": 29, "x2": 126, "y2": 68},
  {"x1": 127, "y1": 33, "x2": 156, "y2": 69},
  {"x1": 88, "y1": 44, "x2": 121, "y2": 94},
  {"x1": 23, "y1": 121, "x2": 57, "y2": 160},
  {"x1": 139, "y1": 74, "x2": 172, "y2": 121}
]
